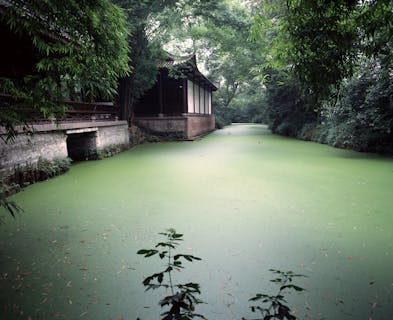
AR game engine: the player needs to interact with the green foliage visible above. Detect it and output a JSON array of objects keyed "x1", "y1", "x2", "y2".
[
  {"x1": 114, "y1": 0, "x2": 221, "y2": 124},
  {"x1": 4, "y1": 0, "x2": 130, "y2": 99},
  {"x1": 249, "y1": 0, "x2": 393, "y2": 155},
  {"x1": 177, "y1": 1, "x2": 268, "y2": 126},
  {"x1": 249, "y1": 0, "x2": 291, "y2": 73},
  {"x1": 318, "y1": 59, "x2": 393, "y2": 153},
  {"x1": 96, "y1": 145, "x2": 122, "y2": 160},
  {"x1": 251, "y1": 0, "x2": 392, "y2": 105},
  {"x1": 11, "y1": 157, "x2": 72, "y2": 189},
  {"x1": 139, "y1": 229, "x2": 305, "y2": 320},
  {"x1": 137, "y1": 228, "x2": 205, "y2": 320},
  {"x1": 1, "y1": 0, "x2": 129, "y2": 137},
  {"x1": 132, "y1": 131, "x2": 188, "y2": 143},
  {"x1": 285, "y1": 0, "x2": 358, "y2": 103},
  {"x1": 114, "y1": 0, "x2": 192, "y2": 123},
  {"x1": 356, "y1": 0, "x2": 393, "y2": 66},
  {"x1": 245, "y1": 270, "x2": 305, "y2": 320},
  {"x1": 0, "y1": 181, "x2": 23, "y2": 224},
  {"x1": 263, "y1": 72, "x2": 317, "y2": 137},
  {"x1": 0, "y1": 76, "x2": 69, "y2": 142},
  {"x1": 214, "y1": 90, "x2": 267, "y2": 126}
]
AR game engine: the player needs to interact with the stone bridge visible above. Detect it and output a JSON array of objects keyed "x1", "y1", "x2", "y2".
[{"x1": 0, "y1": 119, "x2": 129, "y2": 180}]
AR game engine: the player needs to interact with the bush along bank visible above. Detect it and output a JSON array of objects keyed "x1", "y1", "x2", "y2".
[
  {"x1": 264, "y1": 61, "x2": 393, "y2": 155},
  {"x1": 2, "y1": 157, "x2": 72, "y2": 196}
]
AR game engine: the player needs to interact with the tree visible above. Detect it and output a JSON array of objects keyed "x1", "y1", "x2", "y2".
[
  {"x1": 184, "y1": 1, "x2": 267, "y2": 125},
  {"x1": 251, "y1": 0, "x2": 392, "y2": 106},
  {"x1": 285, "y1": 0, "x2": 358, "y2": 103},
  {"x1": 319, "y1": 58, "x2": 393, "y2": 153},
  {"x1": 0, "y1": 0, "x2": 130, "y2": 139},
  {"x1": 114, "y1": 0, "x2": 221, "y2": 125},
  {"x1": 248, "y1": 0, "x2": 393, "y2": 154}
]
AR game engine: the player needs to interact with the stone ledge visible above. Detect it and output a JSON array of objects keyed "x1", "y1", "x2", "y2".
[
  {"x1": 135, "y1": 114, "x2": 213, "y2": 121},
  {"x1": 0, "y1": 120, "x2": 128, "y2": 134}
]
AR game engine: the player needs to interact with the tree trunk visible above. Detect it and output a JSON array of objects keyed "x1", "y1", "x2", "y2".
[{"x1": 118, "y1": 77, "x2": 133, "y2": 126}]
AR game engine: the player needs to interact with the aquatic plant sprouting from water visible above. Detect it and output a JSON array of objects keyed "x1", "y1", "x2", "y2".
[
  {"x1": 245, "y1": 269, "x2": 305, "y2": 320},
  {"x1": 138, "y1": 229, "x2": 305, "y2": 320},
  {"x1": 137, "y1": 228, "x2": 205, "y2": 320},
  {"x1": 0, "y1": 181, "x2": 23, "y2": 224}
]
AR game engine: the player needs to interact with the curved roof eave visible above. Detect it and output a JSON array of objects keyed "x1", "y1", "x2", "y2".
[{"x1": 160, "y1": 52, "x2": 218, "y2": 91}]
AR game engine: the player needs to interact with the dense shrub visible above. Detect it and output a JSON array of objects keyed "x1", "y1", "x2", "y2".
[
  {"x1": 3, "y1": 157, "x2": 72, "y2": 196},
  {"x1": 143, "y1": 131, "x2": 188, "y2": 142},
  {"x1": 317, "y1": 60, "x2": 393, "y2": 153},
  {"x1": 263, "y1": 59, "x2": 393, "y2": 155},
  {"x1": 97, "y1": 145, "x2": 122, "y2": 159},
  {"x1": 264, "y1": 73, "x2": 317, "y2": 137},
  {"x1": 213, "y1": 89, "x2": 267, "y2": 127}
]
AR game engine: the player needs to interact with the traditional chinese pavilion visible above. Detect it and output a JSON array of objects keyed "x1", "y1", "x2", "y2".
[{"x1": 134, "y1": 53, "x2": 217, "y2": 139}]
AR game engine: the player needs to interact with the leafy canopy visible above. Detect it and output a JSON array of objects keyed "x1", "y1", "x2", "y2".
[{"x1": 0, "y1": 0, "x2": 129, "y2": 136}]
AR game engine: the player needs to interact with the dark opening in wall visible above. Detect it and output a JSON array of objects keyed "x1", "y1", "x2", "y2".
[{"x1": 66, "y1": 132, "x2": 97, "y2": 161}]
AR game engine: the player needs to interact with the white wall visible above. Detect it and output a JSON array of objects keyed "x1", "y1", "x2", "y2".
[
  {"x1": 195, "y1": 84, "x2": 200, "y2": 113},
  {"x1": 187, "y1": 80, "x2": 194, "y2": 113},
  {"x1": 187, "y1": 80, "x2": 212, "y2": 115}
]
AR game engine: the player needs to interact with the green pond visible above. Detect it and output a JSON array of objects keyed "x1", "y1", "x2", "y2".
[{"x1": 1, "y1": 124, "x2": 393, "y2": 319}]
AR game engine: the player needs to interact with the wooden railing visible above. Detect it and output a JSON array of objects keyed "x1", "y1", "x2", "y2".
[
  {"x1": 0, "y1": 94, "x2": 120, "y2": 123},
  {"x1": 62, "y1": 100, "x2": 120, "y2": 122}
]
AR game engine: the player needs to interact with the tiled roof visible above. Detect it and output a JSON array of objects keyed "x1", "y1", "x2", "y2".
[
  {"x1": 159, "y1": 53, "x2": 196, "y2": 68},
  {"x1": 160, "y1": 52, "x2": 217, "y2": 91}
]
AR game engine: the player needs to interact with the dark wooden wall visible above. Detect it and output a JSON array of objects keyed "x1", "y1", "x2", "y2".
[
  {"x1": 0, "y1": 20, "x2": 40, "y2": 79},
  {"x1": 134, "y1": 70, "x2": 184, "y2": 116}
]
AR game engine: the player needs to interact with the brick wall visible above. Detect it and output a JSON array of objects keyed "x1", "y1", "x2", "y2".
[
  {"x1": 186, "y1": 114, "x2": 215, "y2": 138},
  {"x1": 134, "y1": 114, "x2": 215, "y2": 139},
  {"x1": 134, "y1": 117, "x2": 187, "y2": 134}
]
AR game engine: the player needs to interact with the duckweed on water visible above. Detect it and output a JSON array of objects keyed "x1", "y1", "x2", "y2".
[{"x1": 0, "y1": 124, "x2": 392, "y2": 319}]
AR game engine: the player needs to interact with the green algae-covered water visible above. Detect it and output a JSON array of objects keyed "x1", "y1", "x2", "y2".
[{"x1": 1, "y1": 124, "x2": 393, "y2": 319}]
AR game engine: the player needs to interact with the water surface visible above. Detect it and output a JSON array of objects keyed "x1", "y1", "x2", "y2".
[{"x1": 1, "y1": 124, "x2": 392, "y2": 319}]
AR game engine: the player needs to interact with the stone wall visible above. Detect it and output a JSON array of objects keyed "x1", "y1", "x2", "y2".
[
  {"x1": 0, "y1": 132, "x2": 68, "y2": 179},
  {"x1": 0, "y1": 121, "x2": 129, "y2": 180},
  {"x1": 96, "y1": 124, "x2": 130, "y2": 150}
]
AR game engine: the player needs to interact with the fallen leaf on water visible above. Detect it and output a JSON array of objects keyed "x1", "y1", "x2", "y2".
[{"x1": 66, "y1": 281, "x2": 72, "y2": 287}]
